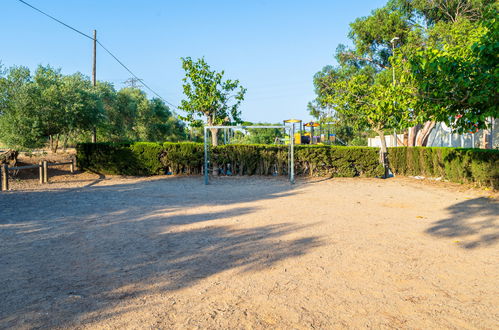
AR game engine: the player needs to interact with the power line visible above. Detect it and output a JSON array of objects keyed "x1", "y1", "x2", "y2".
[
  {"x1": 16, "y1": 0, "x2": 93, "y2": 40},
  {"x1": 15, "y1": 0, "x2": 180, "y2": 111},
  {"x1": 95, "y1": 40, "x2": 179, "y2": 110}
]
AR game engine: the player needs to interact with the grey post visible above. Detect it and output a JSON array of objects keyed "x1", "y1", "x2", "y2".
[
  {"x1": 204, "y1": 127, "x2": 209, "y2": 185},
  {"x1": 1, "y1": 164, "x2": 8, "y2": 191},
  {"x1": 39, "y1": 161, "x2": 43, "y2": 184},
  {"x1": 290, "y1": 124, "x2": 295, "y2": 184},
  {"x1": 43, "y1": 160, "x2": 48, "y2": 183}
]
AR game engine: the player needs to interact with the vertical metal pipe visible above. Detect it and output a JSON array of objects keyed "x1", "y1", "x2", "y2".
[
  {"x1": 204, "y1": 127, "x2": 209, "y2": 185},
  {"x1": 290, "y1": 126, "x2": 295, "y2": 184},
  {"x1": 472, "y1": 133, "x2": 475, "y2": 148}
]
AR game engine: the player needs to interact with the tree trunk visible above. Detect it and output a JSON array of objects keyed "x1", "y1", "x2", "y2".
[
  {"x1": 210, "y1": 128, "x2": 219, "y2": 146},
  {"x1": 415, "y1": 121, "x2": 436, "y2": 146},
  {"x1": 52, "y1": 135, "x2": 59, "y2": 153},
  {"x1": 374, "y1": 128, "x2": 389, "y2": 178},
  {"x1": 408, "y1": 121, "x2": 436, "y2": 146},
  {"x1": 407, "y1": 125, "x2": 421, "y2": 147},
  {"x1": 375, "y1": 129, "x2": 388, "y2": 154},
  {"x1": 62, "y1": 134, "x2": 69, "y2": 153}
]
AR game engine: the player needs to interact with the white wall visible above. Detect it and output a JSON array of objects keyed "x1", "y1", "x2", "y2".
[{"x1": 367, "y1": 118, "x2": 497, "y2": 149}]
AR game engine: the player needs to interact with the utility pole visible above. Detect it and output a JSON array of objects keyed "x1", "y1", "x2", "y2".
[
  {"x1": 92, "y1": 30, "x2": 97, "y2": 143},
  {"x1": 391, "y1": 37, "x2": 400, "y2": 147}
]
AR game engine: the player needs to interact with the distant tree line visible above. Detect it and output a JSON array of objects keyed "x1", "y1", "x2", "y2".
[{"x1": 0, "y1": 64, "x2": 186, "y2": 151}]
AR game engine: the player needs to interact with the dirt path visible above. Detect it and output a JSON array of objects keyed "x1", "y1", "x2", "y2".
[{"x1": 1, "y1": 175, "x2": 498, "y2": 329}]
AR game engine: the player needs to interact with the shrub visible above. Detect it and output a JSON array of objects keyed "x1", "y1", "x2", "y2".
[
  {"x1": 77, "y1": 142, "x2": 163, "y2": 175},
  {"x1": 77, "y1": 143, "x2": 383, "y2": 178},
  {"x1": 162, "y1": 142, "x2": 204, "y2": 175},
  {"x1": 389, "y1": 147, "x2": 499, "y2": 189},
  {"x1": 77, "y1": 143, "x2": 497, "y2": 188}
]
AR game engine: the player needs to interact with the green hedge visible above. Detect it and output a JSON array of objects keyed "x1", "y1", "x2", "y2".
[
  {"x1": 76, "y1": 143, "x2": 498, "y2": 188},
  {"x1": 76, "y1": 142, "x2": 163, "y2": 175},
  {"x1": 77, "y1": 142, "x2": 384, "y2": 178},
  {"x1": 389, "y1": 147, "x2": 499, "y2": 189}
]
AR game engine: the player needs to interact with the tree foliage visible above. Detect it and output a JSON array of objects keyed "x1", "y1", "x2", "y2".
[
  {"x1": 0, "y1": 64, "x2": 186, "y2": 150},
  {"x1": 179, "y1": 57, "x2": 246, "y2": 145},
  {"x1": 309, "y1": 0, "x2": 498, "y2": 152}
]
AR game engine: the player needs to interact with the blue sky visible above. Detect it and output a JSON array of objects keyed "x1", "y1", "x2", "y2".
[{"x1": 1, "y1": 0, "x2": 386, "y2": 123}]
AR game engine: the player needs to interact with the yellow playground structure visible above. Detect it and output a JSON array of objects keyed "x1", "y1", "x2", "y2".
[{"x1": 283, "y1": 119, "x2": 338, "y2": 145}]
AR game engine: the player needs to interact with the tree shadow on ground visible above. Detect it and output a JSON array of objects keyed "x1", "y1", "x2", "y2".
[
  {"x1": 425, "y1": 197, "x2": 498, "y2": 249},
  {"x1": 0, "y1": 177, "x2": 322, "y2": 328}
]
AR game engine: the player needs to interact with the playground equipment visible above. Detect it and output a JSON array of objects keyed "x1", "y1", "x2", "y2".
[
  {"x1": 304, "y1": 122, "x2": 321, "y2": 144},
  {"x1": 282, "y1": 120, "x2": 341, "y2": 145},
  {"x1": 283, "y1": 119, "x2": 303, "y2": 144}
]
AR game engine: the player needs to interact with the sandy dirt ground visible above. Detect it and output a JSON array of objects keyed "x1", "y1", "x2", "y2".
[{"x1": 0, "y1": 172, "x2": 498, "y2": 329}]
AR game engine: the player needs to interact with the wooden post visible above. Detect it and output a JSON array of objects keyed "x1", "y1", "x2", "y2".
[
  {"x1": 91, "y1": 29, "x2": 97, "y2": 143},
  {"x1": 70, "y1": 157, "x2": 75, "y2": 173},
  {"x1": 43, "y1": 160, "x2": 48, "y2": 183},
  {"x1": 39, "y1": 161, "x2": 43, "y2": 184},
  {"x1": 1, "y1": 164, "x2": 8, "y2": 191}
]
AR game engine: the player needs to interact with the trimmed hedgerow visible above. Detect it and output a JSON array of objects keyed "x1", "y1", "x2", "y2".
[
  {"x1": 161, "y1": 142, "x2": 205, "y2": 175},
  {"x1": 388, "y1": 147, "x2": 499, "y2": 189},
  {"x1": 77, "y1": 142, "x2": 383, "y2": 178},
  {"x1": 76, "y1": 142, "x2": 163, "y2": 175},
  {"x1": 130, "y1": 142, "x2": 164, "y2": 175},
  {"x1": 77, "y1": 142, "x2": 497, "y2": 188}
]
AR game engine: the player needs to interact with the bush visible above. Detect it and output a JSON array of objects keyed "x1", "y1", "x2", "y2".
[
  {"x1": 77, "y1": 143, "x2": 384, "y2": 178},
  {"x1": 389, "y1": 147, "x2": 499, "y2": 189},
  {"x1": 77, "y1": 142, "x2": 163, "y2": 175},
  {"x1": 77, "y1": 143, "x2": 498, "y2": 188},
  {"x1": 162, "y1": 142, "x2": 205, "y2": 175}
]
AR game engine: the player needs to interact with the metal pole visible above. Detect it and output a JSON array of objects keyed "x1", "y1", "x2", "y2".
[
  {"x1": 472, "y1": 132, "x2": 475, "y2": 148},
  {"x1": 290, "y1": 126, "x2": 295, "y2": 184},
  {"x1": 1, "y1": 164, "x2": 8, "y2": 191},
  {"x1": 204, "y1": 127, "x2": 209, "y2": 185}
]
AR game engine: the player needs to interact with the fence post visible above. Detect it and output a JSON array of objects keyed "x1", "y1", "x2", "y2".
[
  {"x1": 43, "y1": 160, "x2": 48, "y2": 183},
  {"x1": 39, "y1": 161, "x2": 43, "y2": 184},
  {"x1": 70, "y1": 157, "x2": 75, "y2": 173},
  {"x1": 1, "y1": 164, "x2": 8, "y2": 191}
]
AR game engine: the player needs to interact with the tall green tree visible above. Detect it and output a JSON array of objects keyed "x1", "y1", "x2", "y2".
[
  {"x1": 179, "y1": 57, "x2": 247, "y2": 146},
  {"x1": 0, "y1": 66, "x2": 42, "y2": 148},
  {"x1": 0, "y1": 64, "x2": 187, "y2": 150},
  {"x1": 400, "y1": 6, "x2": 498, "y2": 133},
  {"x1": 310, "y1": 0, "x2": 497, "y2": 150}
]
